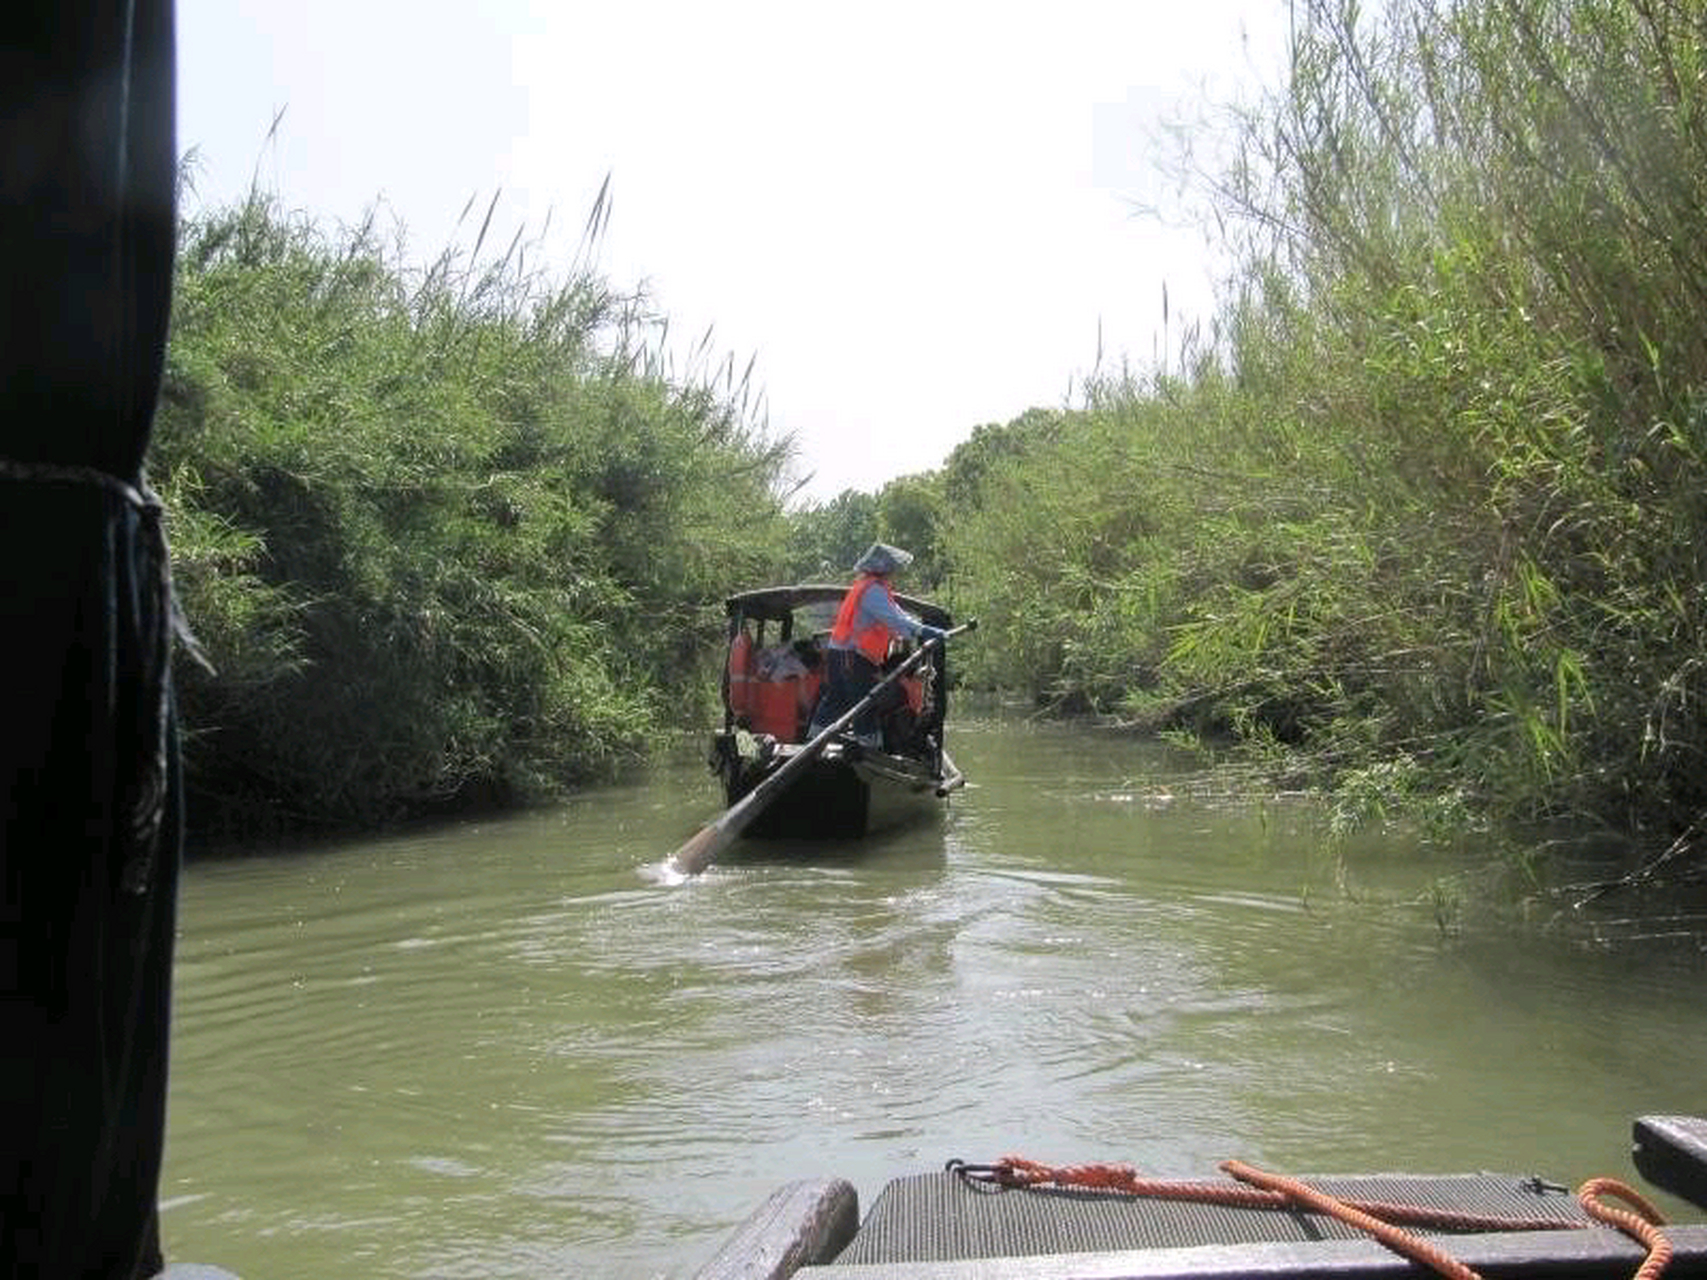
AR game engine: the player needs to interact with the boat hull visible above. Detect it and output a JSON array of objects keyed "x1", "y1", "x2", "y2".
[{"x1": 715, "y1": 735, "x2": 947, "y2": 840}]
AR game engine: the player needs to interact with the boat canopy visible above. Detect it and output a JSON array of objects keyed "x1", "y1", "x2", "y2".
[{"x1": 723, "y1": 583, "x2": 953, "y2": 630}]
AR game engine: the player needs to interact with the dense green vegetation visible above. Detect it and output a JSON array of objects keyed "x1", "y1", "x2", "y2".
[
  {"x1": 156, "y1": 187, "x2": 792, "y2": 834},
  {"x1": 912, "y1": 0, "x2": 1707, "y2": 859},
  {"x1": 160, "y1": 0, "x2": 1707, "y2": 876}
]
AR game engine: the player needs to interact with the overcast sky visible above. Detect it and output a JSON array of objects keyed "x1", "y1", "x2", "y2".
[{"x1": 176, "y1": 2, "x2": 1288, "y2": 503}]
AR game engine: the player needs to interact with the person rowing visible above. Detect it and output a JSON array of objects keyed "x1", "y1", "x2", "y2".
[{"x1": 807, "y1": 542, "x2": 946, "y2": 748}]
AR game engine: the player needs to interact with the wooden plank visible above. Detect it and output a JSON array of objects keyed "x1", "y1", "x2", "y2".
[
  {"x1": 1634, "y1": 1115, "x2": 1707, "y2": 1211},
  {"x1": 792, "y1": 1224, "x2": 1707, "y2": 1280},
  {"x1": 691, "y1": 1178, "x2": 860, "y2": 1280}
]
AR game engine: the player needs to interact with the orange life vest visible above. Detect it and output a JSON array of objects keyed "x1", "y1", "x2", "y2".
[
  {"x1": 747, "y1": 672, "x2": 804, "y2": 740},
  {"x1": 830, "y1": 574, "x2": 900, "y2": 665},
  {"x1": 726, "y1": 624, "x2": 754, "y2": 716}
]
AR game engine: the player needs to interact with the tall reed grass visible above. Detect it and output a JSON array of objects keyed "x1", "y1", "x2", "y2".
[
  {"x1": 158, "y1": 184, "x2": 795, "y2": 835},
  {"x1": 933, "y1": 0, "x2": 1707, "y2": 866}
]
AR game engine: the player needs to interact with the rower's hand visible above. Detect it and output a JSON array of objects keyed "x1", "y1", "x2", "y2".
[{"x1": 918, "y1": 625, "x2": 947, "y2": 645}]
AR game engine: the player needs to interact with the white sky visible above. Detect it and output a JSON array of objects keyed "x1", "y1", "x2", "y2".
[{"x1": 175, "y1": 1, "x2": 1289, "y2": 504}]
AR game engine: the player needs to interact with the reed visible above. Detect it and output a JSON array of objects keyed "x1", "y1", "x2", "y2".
[
  {"x1": 158, "y1": 185, "x2": 796, "y2": 836},
  {"x1": 931, "y1": 0, "x2": 1707, "y2": 867}
]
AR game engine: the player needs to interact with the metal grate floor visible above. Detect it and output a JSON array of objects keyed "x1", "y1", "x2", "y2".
[{"x1": 833, "y1": 1170, "x2": 1594, "y2": 1265}]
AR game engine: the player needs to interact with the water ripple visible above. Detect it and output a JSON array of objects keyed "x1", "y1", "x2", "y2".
[{"x1": 165, "y1": 732, "x2": 1707, "y2": 1278}]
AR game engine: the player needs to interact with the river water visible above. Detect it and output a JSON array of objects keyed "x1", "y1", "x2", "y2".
[{"x1": 161, "y1": 713, "x2": 1707, "y2": 1278}]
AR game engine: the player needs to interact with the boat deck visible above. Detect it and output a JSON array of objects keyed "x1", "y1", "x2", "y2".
[
  {"x1": 817, "y1": 1170, "x2": 1702, "y2": 1278},
  {"x1": 692, "y1": 1116, "x2": 1707, "y2": 1280}
]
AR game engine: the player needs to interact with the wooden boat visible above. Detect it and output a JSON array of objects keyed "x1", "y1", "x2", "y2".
[
  {"x1": 706, "y1": 584, "x2": 965, "y2": 841},
  {"x1": 689, "y1": 1114, "x2": 1707, "y2": 1279}
]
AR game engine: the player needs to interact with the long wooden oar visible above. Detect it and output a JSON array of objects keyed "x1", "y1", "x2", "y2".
[{"x1": 668, "y1": 620, "x2": 976, "y2": 877}]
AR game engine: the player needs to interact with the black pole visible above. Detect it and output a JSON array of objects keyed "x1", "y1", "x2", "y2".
[{"x1": 0, "y1": 3, "x2": 182, "y2": 1276}]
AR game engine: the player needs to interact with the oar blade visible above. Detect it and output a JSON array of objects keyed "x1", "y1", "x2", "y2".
[{"x1": 667, "y1": 819, "x2": 732, "y2": 879}]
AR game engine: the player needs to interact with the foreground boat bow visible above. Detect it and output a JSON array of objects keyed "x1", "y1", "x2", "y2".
[{"x1": 691, "y1": 1114, "x2": 1707, "y2": 1279}]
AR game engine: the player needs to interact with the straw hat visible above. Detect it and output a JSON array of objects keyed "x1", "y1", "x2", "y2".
[{"x1": 853, "y1": 542, "x2": 913, "y2": 575}]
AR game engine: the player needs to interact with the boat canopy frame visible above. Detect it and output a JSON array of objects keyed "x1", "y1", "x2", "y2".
[
  {"x1": 718, "y1": 584, "x2": 956, "y2": 744},
  {"x1": 723, "y1": 583, "x2": 953, "y2": 636}
]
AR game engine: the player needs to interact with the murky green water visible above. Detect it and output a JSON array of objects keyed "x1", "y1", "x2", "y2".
[{"x1": 161, "y1": 715, "x2": 1707, "y2": 1278}]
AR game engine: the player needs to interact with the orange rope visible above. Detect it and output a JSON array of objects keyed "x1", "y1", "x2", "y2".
[
  {"x1": 1578, "y1": 1177, "x2": 1673, "y2": 1280},
  {"x1": 979, "y1": 1156, "x2": 1673, "y2": 1280},
  {"x1": 989, "y1": 1156, "x2": 1584, "y2": 1232},
  {"x1": 1222, "y1": 1159, "x2": 1478, "y2": 1280}
]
